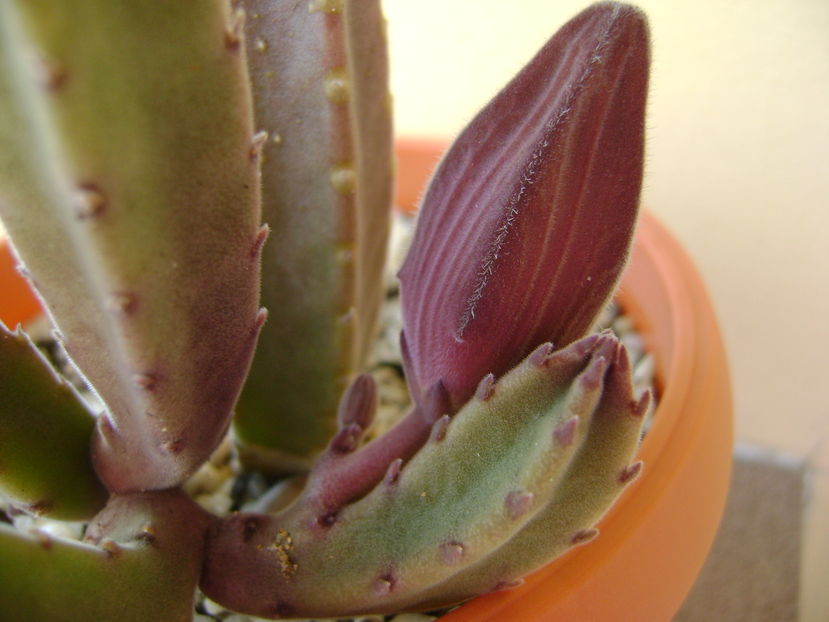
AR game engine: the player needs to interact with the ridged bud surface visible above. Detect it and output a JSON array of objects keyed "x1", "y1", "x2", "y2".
[{"x1": 399, "y1": 2, "x2": 650, "y2": 408}]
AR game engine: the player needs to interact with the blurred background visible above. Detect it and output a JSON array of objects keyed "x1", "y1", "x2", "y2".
[{"x1": 383, "y1": 0, "x2": 828, "y2": 620}]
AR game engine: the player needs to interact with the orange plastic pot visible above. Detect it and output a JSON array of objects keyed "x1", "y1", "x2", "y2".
[
  {"x1": 0, "y1": 239, "x2": 40, "y2": 329},
  {"x1": 394, "y1": 138, "x2": 733, "y2": 622},
  {"x1": 0, "y1": 139, "x2": 732, "y2": 622}
]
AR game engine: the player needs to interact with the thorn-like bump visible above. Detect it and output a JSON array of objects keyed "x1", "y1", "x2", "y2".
[
  {"x1": 429, "y1": 414, "x2": 451, "y2": 443},
  {"x1": 253, "y1": 36, "x2": 268, "y2": 53},
  {"x1": 633, "y1": 390, "x2": 651, "y2": 418},
  {"x1": 421, "y1": 379, "x2": 451, "y2": 424},
  {"x1": 324, "y1": 68, "x2": 350, "y2": 104},
  {"x1": 254, "y1": 308, "x2": 269, "y2": 333},
  {"x1": 107, "y1": 292, "x2": 138, "y2": 314},
  {"x1": 372, "y1": 571, "x2": 396, "y2": 596},
  {"x1": 337, "y1": 373, "x2": 377, "y2": 429},
  {"x1": 133, "y1": 373, "x2": 158, "y2": 391},
  {"x1": 492, "y1": 578, "x2": 524, "y2": 592},
  {"x1": 570, "y1": 333, "x2": 602, "y2": 359},
  {"x1": 383, "y1": 458, "x2": 403, "y2": 487},
  {"x1": 440, "y1": 541, "x2": 465, "y2": 565},
  {"x1": 250, "y1": 224, "x2": 270, "y2": 258},
  {"x1": 619, "y1": 460, "x2": 643, "y2": 484},
  {"x1": 613, "y1": 336, "x2": 634, "y2": 371},
  {"x1": 553, "y1": 416, "x2": 579, "y2": 447},
  {"x1": 317, "y1": 511, "x2": 338, "y2": 528},
  {"x1": 475, "y1": 373, "x2": 496, "y2": 401},
  {"x1": 505, "y1": 490, "x2": 534, "y2": 519},
  {"x1": 570, "y1": 527, "x2": 599, "y2": 546},
  {"x1": 330, "y1": 164, "x2": 356, "y2": 195},
  {"x1": 249, "y1": 130, "x2": 268, "y2": 161},
  {"x1": 37, "y1": 58, "x2": 68, "y2": 91},
  {"x1": 161, "y1": 438, "x2": 186, "y2": 454},
  {"x1": 241, "y1": 515, "x2": 266, "y2": 543},
  {"x1": 593, "y1": 331, "x2": 620, "y2": 362},
  {"x1": 330, "y1": 423, "x2": 362, "y2": 454},
  {"x1": 74, "y1": 183, "x2": 107, "y2": 219},
  {"x1": 580, "y1": 355, "x2": 608, "y2": 391},
  {"x1": 528, "y1": 342, "x2": 555, "y2": 367},
  {"x1": 224, "y1": 8, "x2": 245, "y2": 50}
]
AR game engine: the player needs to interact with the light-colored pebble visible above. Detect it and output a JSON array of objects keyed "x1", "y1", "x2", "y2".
[
  {"x1": 184, "y1": 462, "x2": 227, "y2": 497},
  {"x1": 194, "y1": 477, "x2": 234, "y2": 515},
  {"x1": 633, "y1": 352, "x2": 656, "y2": 391},
  {"x1": 611, "y1": 313, "x2": 635, "y2": 336},
  {"x1": 620, "y1": 332, "x2": 645, "y2": 365}
]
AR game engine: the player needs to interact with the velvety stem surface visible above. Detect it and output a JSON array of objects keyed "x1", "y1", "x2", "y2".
[
  {"x1": 0, "y1": 0, "x2": 263, "y2": 491},
  {"x1": 233, "y1": 0, "x2": 393, "y2": 472}
]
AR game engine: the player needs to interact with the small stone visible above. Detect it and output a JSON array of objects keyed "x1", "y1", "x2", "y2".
[
  {"x1": 633, "y1": 353, "x2": 655, "y2": 392},
  {"x1": 612, "y1": 313, "x2": 635, "y2": 336}
]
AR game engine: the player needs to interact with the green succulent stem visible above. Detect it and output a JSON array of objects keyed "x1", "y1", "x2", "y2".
[
  {"x1": 0, "y1": 0, "x2": 264, "y2": 491},
  {"x1": 0, "y1": 323, "x2": 107, "y2": 521},
  {"x1": 0, "y1": 489, "x2": 209, "y2": 622},
  {"x1": 233, "y1": 0, "x2": 393, "y2": 473},
  {"x1": 201, "y1": 334, "x2": 645, "y2": 618}
]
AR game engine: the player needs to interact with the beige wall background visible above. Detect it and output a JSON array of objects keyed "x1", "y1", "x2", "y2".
[{"x1": 383, "y1": 0, "x2": 828, "y2": 619}]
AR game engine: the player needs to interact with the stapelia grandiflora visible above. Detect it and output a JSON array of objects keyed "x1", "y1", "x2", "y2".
[{"x1": 0, "y1": 1, "x2": 650, "y2": 619}]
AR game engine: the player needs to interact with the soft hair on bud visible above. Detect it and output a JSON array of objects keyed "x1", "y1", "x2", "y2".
[{"x1": 399, "y1": 2, "x2": 650, "y2": 408}]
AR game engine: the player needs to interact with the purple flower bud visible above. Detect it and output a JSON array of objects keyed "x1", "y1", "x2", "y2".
[{"x1": 399, "y1": 3, "x2": 650, "y2": 407}]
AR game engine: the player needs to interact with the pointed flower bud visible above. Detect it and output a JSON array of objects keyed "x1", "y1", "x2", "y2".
[{"x1": 398, "y1": 3, "x2": 650, "y2": 407}]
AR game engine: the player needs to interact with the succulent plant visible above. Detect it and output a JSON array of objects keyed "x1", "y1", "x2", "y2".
[{"x1": 0, "y1": 1, "x2": 649, "y2": 620}]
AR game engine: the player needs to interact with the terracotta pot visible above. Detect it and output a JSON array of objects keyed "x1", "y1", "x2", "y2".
[
  {"x1": 0, "y1": 139, "x2": 732, "y2": 622},
  {"x1": 0, "y1": 238, "x2": 40, "y2": 329}
]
